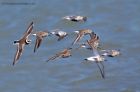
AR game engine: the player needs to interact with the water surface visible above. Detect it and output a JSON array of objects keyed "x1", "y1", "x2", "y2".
[{"x1": 0, "y1": 0, "x2": 140, "y2": 92}]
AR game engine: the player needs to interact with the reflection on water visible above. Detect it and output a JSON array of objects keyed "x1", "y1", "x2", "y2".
[{"x1": 0, "y1": 0, "x2": 140, "y2": 92}]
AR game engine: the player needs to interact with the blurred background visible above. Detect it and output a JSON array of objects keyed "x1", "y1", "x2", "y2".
[{"x1": 0, "y1": 0, "x2": 140, "y2": 92}]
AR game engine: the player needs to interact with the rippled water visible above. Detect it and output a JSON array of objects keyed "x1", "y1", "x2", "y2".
[{"x1": 0, "y1": 0, "x2": 140, "y2": 92}]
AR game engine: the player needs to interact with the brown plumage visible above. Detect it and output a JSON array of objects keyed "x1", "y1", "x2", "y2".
[
  {"x1": 32, "y1": 31, "x2": 49, "y2": 53},
  {"x1": 76, "y1": 32, "x2": 100, "y2": 50},
  {"x1": 46, "y1": 48, "x2": 72, "y2": 62},
  {"x1": 13, "y1": 21, "x2": 34, "y2": 66},
  {"x1": 72, "y1": 29, "x2": 92, "y2": 45},
  {"x1": 87, "y1": 33, "x2": 99, "y2": 49},
  {"x1": 101, "y1": 49, "x2": 120, "y2": 57},
  {"x1": 86, "y1": 33, "x2": 105, "y2": 79}
]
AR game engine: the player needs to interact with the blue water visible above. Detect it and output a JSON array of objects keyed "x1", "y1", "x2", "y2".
[{"x1": 0, "y1": 0, "x2": 140, "y2": 92}]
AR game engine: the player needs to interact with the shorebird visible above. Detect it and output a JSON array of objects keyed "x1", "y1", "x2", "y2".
[
  {"x1": 46, "y1": 48, "x2": 72, "y2": 62},
  {"x1": 50, "y1": 29, "x2": 68, "y2": 41},
  {"x1": 13, "y1": 21, "x2": 34, "y2": 66},
  {"x1": 72, "y1": 29, "x2": 92, "y2": 45},
  {"x1": 84, "y1": 49, "x2": 106, "y2": 79},
  {"x1": 87, "y1": 32, "x2": 100, "y2": 49},
  {"x1": 101, "y1": 49, "x2": 120, "y2": 57},
  {"x1": 85, "y1": 55, "x2": 105, "y2": 62},
  {"x1": 32, "y1": 31, "x2": 49, "y2": 53},
  {"x1": 84, "y1": 34, "x2": 106, "y2": 79},
  {"x1": 76, "y1": 33, "x2": 100, "y2": 50},
  {"x1": 63, "y1": 15, "x2": 87, "y2": 22}
]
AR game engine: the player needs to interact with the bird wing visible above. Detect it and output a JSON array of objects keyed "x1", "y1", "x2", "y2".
[
  {"x1": 57, "y1": 35, "x2": 67, "y2": 41},
  {"x1": 58, "y1": 36, "x2": 64, "y2": 41},
  {"x1": 96, "y1": 62, "x2": 105, "y2": 79},
  {"x1": 92, "y1": 48, "x2": 100, "y2": 56},
  {"x1": 46, "y1": 49, "x2": 67, "y2": 62},
  {"x1": 13, "y1": 44, "x2": 24, "y2": 65},
  {"x1": 22, "y1": 21, "x2": 34, "y2": 39},
  {"x1": 46, "y1": 54, "x2": 60, "y2": 62},
  {"x1": 34, "y1": 36, "x2": 42, "y2": 53},
  {"x1": 72, "y1": 34, "x2": 83, "y2": 45},
  {"x1": 87, "y1": 40, "x2": 100, "y2": 56}
]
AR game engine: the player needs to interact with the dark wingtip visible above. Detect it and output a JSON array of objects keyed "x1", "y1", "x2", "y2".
[
  {"x1": 46, "y1": 59, "x2": 50, "y2": 62},
  {"x1": 34, "y1": 49, "x2": 36, "y2": 53},
  {"x1": 72, "y1": 41, "x2": 75, "y2": 45},
  {"x1": 31, "y1": 21, "x2": 34, "y2": 25},
  {"x1": 102, "y1": 75, "x2": 105, "y2": 79},
  {"x1": 12, "y1": 61, "x2": 15, "y2": 66},
  {"x1": 84, "y1": 58, "x2": 87, "y2": 61},
  {"x1": 29, "y1": 21, "x2": 34, "y2": 27}
]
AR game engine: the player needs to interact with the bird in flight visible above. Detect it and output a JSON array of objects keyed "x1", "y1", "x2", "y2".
[
  {"x1": 101, "y1": 49, "x2": 121, "y2": 57},
  {"x1": 46, "y1": 48, "x2": 72, "y2": 62},
  {"x1": 63, "y1": 15, "x2": 87, "y2": 22},
  {"x1": 85, "y1": 33, "x2": 105, "y2": 79},
  {"x1": 50, "y1": 29, "x2": 68, "y2": 41},
  {"x1": 13, "y1": 21, "x2": 34, "y2": 66},
  {"x1": 32, "y1": 31, "x2": 49, "y2": 53},
  {"x1": 72, "y1": 29, "x2": 93, "y2": 45}
]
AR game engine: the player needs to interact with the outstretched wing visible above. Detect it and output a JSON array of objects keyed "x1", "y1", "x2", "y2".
[
  {"x1": 13, "y1": 44, "x2": 24, "y2": 66},
  {"x1": 22, "y1": 21, "x2": 34, "y2": 39},
  {"x1": 46, "y1": 54, "x2": 60, "y2": 62},
  {"x1": 87, "y1": 40, "x2": 100, "y2": 56},
  {"x1": 96, "y1": 62, "x2": 105, "y2": 79},
  {"x1": 46, "y1": 49, "x2": 67, "y2": 62},
  {"x1": 72, "y1": 34, "x2": 83, "y2": 45},
  {"x1": 34, "y1": 36, "x2": 42, "y2": 53}
]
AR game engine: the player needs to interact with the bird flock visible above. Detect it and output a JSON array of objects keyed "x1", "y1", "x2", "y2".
[{"x1": 13, "y1": 15, "x2": 120, "y2": 79}]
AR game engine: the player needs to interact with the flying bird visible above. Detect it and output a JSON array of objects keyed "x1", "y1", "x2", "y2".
[
  {"x1": 50, "y1": 29, "x2": 68, "y2": 41},
  {"x1": 63, "y1": 15, "x2": 87, "y2": 22},
  {"x1": 46, "y1": 48, "x2": 72, "y2": 62},
  {"x1": 87, "y1": 32, "x2": 100, "y2": 49},
  {"x1": 32, "y1": 31, "x2": 49, "y2": 53},
  {"x1": 85, "y1": 34, "x2": 106, "y2": 79},
  {"x1": 76, "y1": 33, "x2": 100, "y2": 50},
  {"x1": 101, "y1": 49, "x2": 121, "y2": 57},
  {"x1": 13, "y1": 21, "x2": 34, "y2": 65},
  {"x1": 72, "y1": 29, "x2": 92, "y2": 45}
]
